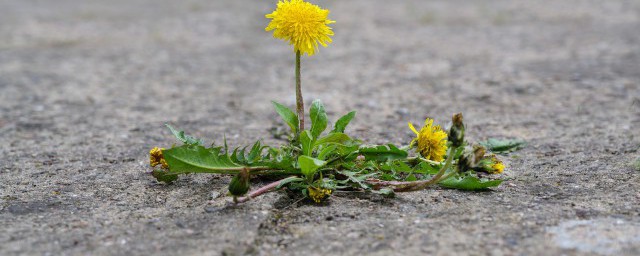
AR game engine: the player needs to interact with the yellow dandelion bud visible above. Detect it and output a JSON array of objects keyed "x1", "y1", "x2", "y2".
[
  {"x1": 408, "y1": 119, "x2": 448, "y2": 162},
  {"x1": 265, "y1": 0, "x2": 335, "y2": 56},
  {"x1": 149, "y1": 147, "x2": 168, "y2": 168},
  {"x1": 308, "y1": 186, "x2": 332, "y2": 203}
]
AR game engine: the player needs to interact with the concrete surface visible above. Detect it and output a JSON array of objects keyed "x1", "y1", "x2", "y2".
[{"x1": 1, "y1": 0, "x2": 639, "y2": 255}]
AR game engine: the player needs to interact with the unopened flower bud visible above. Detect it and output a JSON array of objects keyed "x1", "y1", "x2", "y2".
[
  {"x1": 458, "y1": 144, "x2": 487, "y2": 173},
  {"x1": 473, "y1": 144, "x2": 486, "y2": 161},
  {"x1": 448, "y1": 113, "x2": 465, "y2": 148},
  {"x1": 228, "y1": 169, "x2": 251, "y2": 196}
]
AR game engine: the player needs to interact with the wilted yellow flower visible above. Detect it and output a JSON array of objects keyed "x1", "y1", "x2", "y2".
[
  {"x1": 308, "y1": 186, "x2": 332, "y2": 203},
  {"x1": 491, "y1": 161, "x2": 505, "y2": 174},
  {"x1": 409, "y1": 119, "x2": 448, "y2": 161},
  {"x1": 265, "y1": 0, "x2": 335, "y2": 56},
  {"x1": 487, "y1": 155, "x2": 505, "y2": 174},
  {"x1": 474, "y1": 154, "x2": 505, "y2": 174},
  {"x1": 149, "y1": 147, "x2": 168, "y2": 168}
]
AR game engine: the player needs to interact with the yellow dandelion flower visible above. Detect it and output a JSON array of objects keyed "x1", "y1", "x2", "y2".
[
  {"x1": 149, "y1": 147, "x2": 168, "y2": 168},
  {"x1": 308, "y1": 186, "x2": 332, "y2": 203},
  {"x1": 265, "y1": 0, "x2": 335, "y2": 56},
  {"x1": 408, "y1": 119, "x2": 448, "y2": 162}
]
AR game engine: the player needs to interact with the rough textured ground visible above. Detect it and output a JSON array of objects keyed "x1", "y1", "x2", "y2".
[{"x1": 1, "y1": 0, "x2": 639, "y2": 255}]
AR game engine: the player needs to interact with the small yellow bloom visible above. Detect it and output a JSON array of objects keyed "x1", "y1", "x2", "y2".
[
  {"x1": 409, "y1": 119, "x2": 448, "y2": 161},
  {"x1": 308, "y1": 186, "x2": 332, "y2": 203},
  {"x1": 476, "y1": 154, "x2": 505, "y2": 174},
  {"x1": 488, "y1": 155, "x2": 505, "y2": 174},
  {"x1": 265, "y1": 0, "x2": 335, "y2": 56},
  {"x1": 149, "y1": 147, "x2": 168, "y2": 168}
]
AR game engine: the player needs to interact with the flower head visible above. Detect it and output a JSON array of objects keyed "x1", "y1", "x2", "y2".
[
  {"x1": 265, "y1": 0, "x2": 335, "y2": 56},
  {"x1": 409, "y1": 119, "x2": 448, "y2": 161},
  {"x1": 150, "y1": 147, "x2": 168, "y2": 168},
  {"x1": 480, "y1": 154, "x2": 505, "y2": 174},
  {"x1": 308, "y1": 186, "x2": 332, "y2": 203}
]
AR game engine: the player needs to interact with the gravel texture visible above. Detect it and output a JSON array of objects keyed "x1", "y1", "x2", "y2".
[{"x1": 1, "y1": 0, "x2": 639, "y2": 255}]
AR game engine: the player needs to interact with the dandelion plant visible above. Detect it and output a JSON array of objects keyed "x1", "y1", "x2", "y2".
[{"x1": 148, "y1": 0, "x2": 508, "y2": 204}]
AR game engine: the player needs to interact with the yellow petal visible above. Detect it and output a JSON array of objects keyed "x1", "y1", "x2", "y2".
[{"x1": 408, "y1": 122, "x2": 419, "y2": 135}]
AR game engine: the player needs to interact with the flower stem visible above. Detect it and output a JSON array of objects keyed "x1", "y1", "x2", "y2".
[
  {"x1": 366, "y1": 147, "x2": 459, "y2": 192},
  {"x1": 295, "y1": 50, "x2": 304, "y2": 132}
]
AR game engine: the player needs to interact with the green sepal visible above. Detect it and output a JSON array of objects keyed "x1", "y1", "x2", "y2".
[{"x1": 228, "y1": 173, "x2": 250, "y2": 196}]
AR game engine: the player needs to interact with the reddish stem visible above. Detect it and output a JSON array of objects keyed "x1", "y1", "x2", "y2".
[{"x1": 234, "y1": 176, "x2": 296, "y2": 203}]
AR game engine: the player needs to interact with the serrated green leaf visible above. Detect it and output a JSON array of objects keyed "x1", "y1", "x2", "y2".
[
  {"x1": 151, "y1": 170, "x2": 178, "y2": 183},
  {"x1": 317, "y1": 144, "x2": 338, "y2": 161},
  {"x1": 223, "y1": 134, "x2": 229, "y2": 153},
  {"x1": 300, "y1": 130, "x2": 314, "y2": 156},
  {"x1": 479, "y1": 138, "x2": 526, "y2": 154},
  {"x1": 372, "y1": 188, "x2": 395, "y2": 198},
  {"x1": 276, "y1": 176, "x2": 305, "y2": 189},
  {"x1": 438, "y1": 175, "x2": 502, "y2": 190},
  {"x1": 163, "y1": 145, "x2": 248, "y2": 175},
  {"x1": 272, "y1": 101, "x2": 299, "y2": 134},
  {"x1": 358, "y1": 144, "x2": 408, "y2": 161},
  {"x1": 315, "y1": 132, "x2": 351, "y2": 147},
  {"x1": 331, "y1": 111, "x2": 356, "y2": 133},
  {"x1": 165, "y1": 124, "x2": 202, "y2": 145},
  {"x1": 318, "y1": 143, "x2": 360, "y2": 161},
  {"x1": 236, "y1": 147, "x2": 247, "y2": 163},
  {"x1": 413, "y1": 161, "x2": 440, "y2": 175},
  {"x1": 382, "y1": 160, "x2": 413, "y2": 173},
  {"x1": 309, "y1": 99, "x2": 328, "y2": 139},
  {"x1": 298, "y1": 155, "x2": 326, "y2": 180},
  {"x1": 379, "y1": 173, "x2": 398, "y2": 181},
  {"x1": 248, "y1": 141, "x2": 262, "y2": 162},
  {"x1": 337, "y1": 170, "x2": 375, "y2": 189}
]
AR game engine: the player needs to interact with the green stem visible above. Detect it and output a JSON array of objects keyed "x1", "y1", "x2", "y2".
[
  {"x1": 295, "y1": 51, "x2": 304, "y2": 132},
  {"x1": 366, "y1": 146, "x2": 460, "y2": 192},
  {"x1": 408, "y1": 147, "x2": 455, "y2": 190},
  {"x1": 415, "y1": 157, "x2": 443, "y2": 166},
  {"x1": 438, "y1": 171, "x2": 458, "y2": 182}
]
